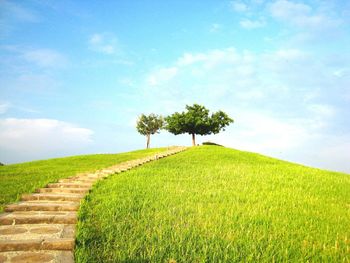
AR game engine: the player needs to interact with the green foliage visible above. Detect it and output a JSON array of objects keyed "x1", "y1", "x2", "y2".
[
  {"x1": 0, "y1": 148, "x2": 167, "y2": 212},
  {"x1": 136, "y1": 113, "x2": 164, "y2": 136},
  {"x1": 75, "y1": 146, "x2": 350, "y2": 262},
  {"x1": 136, "y1": 113, "x2": 165, "y2": 148},
  {"x1": 165, "y1": 104, "x2": 233, "y2": 145},
  {"x1": 202, "y1": 141, "x2": 224, "y2": 146}
]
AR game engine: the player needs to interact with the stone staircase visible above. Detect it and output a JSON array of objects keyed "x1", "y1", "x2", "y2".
[{"x1": 0, "y1": 146, "x2": 186, "y2": 263}]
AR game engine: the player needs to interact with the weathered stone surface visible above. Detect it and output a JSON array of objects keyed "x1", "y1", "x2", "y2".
[
  {"x1": 5, "y1": 202, "x2": 79, "y2": 212},
  {"x1": 29, "y1": 226, "x2": 60, "y2": 235},
  {"x1": 42, "y1": 238, "x2": 75, "y2": 250},
  {"x1": 10, "y1": 252, "x2": 54, "y2": 263},
  {"x1": 0, "y1": 211, "x2": 77, "y2": 225},
  {"x1": 0, "y1": 225, "x2": 67, "y2": 241},
  {"x1": 0, "y1": 227, "x2": 26, "y2": 236},
  {"x1": 0, "y1": 238, "x2": 74, "y2": 251},
  {"x1": 40, "y1": 211, "x2": 66, "y2": 216},
  {"x1": 56, "y1": 251, "x2": 74, "y2": 263},
  {"x1": 0, "y1": 250, "x2": 74, "y2": 263},
  {"x1": 36, "y1": 188, "x2": 87, "y2": 194},
  {"x1": 47, "y1": 183, "x2": 91, "y2": 189},
  {"x1": 21, "y1": 193, "x2": 83, "y2": 202},
  {"x1": 59, "y1": 178, "x2": 95, "y2": 183},
  {"x1": 61, "y1": 225, "x2": 75, "y2": 239}
]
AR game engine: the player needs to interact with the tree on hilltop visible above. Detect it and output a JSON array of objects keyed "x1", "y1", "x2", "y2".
[
  {"x1": 136, "y1": 113, "x2": 164, "y2": 149},
  {"x1": 165, "y1": 104, "x2": 233, "y2": 146}
]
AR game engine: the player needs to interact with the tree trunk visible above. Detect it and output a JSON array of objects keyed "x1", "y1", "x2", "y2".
[
  {"x1": 146, "y1": 134, "x2": 150, "y2": 149},
  {"x1": 192, "y1": 133, "x2": 196, "y2": 146}
]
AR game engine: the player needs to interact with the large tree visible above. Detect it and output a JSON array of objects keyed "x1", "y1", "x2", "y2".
[
  {"x1": 136, "y1": 114, "x2": 164, "y2": 149},
  {"x1": 165, "y1": 104, "x2": 233, "y2": 146}
]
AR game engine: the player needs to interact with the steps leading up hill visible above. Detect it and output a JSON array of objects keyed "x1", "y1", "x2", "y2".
[{"x1": 0, "y1": 146, "x2": 186, "y2": 263}]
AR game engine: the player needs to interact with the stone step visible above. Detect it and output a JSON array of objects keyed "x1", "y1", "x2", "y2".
[
  {"x1": 86, "y1": 174, "x2": 105, "y2": 178},
  {"x1": 0, "y1": 211, "x2": 76, "y2": 225},
  {"x1": 36, "y1": 188, "x2": 88, "y2": 194},
  {"x1": 62, "y1": 176, "x2": 100, "y2": 182},
  {"x1": 58, "y1": 178, "x2": 96, "y2": 184},
  {"x1": 47, "y1": 183, "x2": 91, "y2": 189},
  {"x1": 21, "y1": 193, "x2": 83, "y2": 202},
  {"x1": 0, "y1": 250, "x2": 74, "y2": 263},
  {"x1": 0, "y1": 238, "x2": 75, "y2": 252},
  {"x1": 0, "y1": 224, "x2": 75, "y2": 241},
  {"x1": 100, "y1": 169, "x2": 116, "y2": 174},
  {"x1": 5, "y1": 201, "x2": 79, "y2": 212}
]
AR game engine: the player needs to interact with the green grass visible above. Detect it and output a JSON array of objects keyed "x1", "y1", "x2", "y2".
[
  {"x1": 75, "y1": 146, "x2": 350, "y2": 262},
  {"x1": 0, "y1": 148, "x2": 167, "y2": 212}
]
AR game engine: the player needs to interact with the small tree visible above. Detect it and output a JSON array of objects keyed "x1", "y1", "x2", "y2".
[
  {"x1": 136, "y1": 113, "x2": 164, "y2": 149},
  {"x1": 165, "y1": 104, "x2": 233, "y2": 146}
]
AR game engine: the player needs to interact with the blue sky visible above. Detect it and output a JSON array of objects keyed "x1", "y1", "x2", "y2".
[{"x1": 0, "y1": 0, "x2": 349, "y2": 173}]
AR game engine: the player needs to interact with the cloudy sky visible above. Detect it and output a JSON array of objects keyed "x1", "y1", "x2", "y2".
[{"x1": 0, "y1": 0, "x2": 349, "y2": 173}]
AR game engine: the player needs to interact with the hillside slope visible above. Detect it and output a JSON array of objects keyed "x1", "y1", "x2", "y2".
[
  {"x1": 75, "y1": 146, "x2": 350, "y2": 262},
  {"x1": 0, "y1": 148, "x2": 167, "y2": 212}
]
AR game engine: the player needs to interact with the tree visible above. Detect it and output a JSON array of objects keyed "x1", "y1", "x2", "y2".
[
  {"x1": 165, "y1": 104, "x2": 233, "y2": 146},
  {"x1": 136, "y1": 114, "x2": 164, "y2": 149}
]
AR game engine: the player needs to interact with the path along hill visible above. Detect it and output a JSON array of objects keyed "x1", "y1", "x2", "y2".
[{"x1": 0, "y1": 146, "x2": 349, "y2": 262}]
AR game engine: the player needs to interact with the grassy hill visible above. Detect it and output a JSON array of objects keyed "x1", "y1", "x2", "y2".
[
  {"x1": 0, "y1": 148, "x2": 167, "y2": 212},
  {"x1": 74, "y1": 146, "x2": 350, "y2": 262}
]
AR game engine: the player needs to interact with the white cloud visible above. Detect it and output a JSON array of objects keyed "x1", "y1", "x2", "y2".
[
  {"x1": 0, "y1": 46, "x2": 68, "y2": 68},
  {"x1": 273, "y1": 49, "x2": 307, "y2": 60},
  {"x1": 147, "y1": 67, "x2": 178, "y2": 86},
  {"x1": 333, "y1": 68, "x2": 348, "y2": 78},
  {"x1": 308, "y1": 104, "x2": 335, "y2": 118},
  {"x1": 269, "y1": 0, "x2": 340, "y2": 29},
  {"x1": 22, "y1": 48, "x2": 67, "y2": 68},
  {"x1": 0, "y1": 102, "x2": 11, "y2": 114},
  {"x1": 88, "y1": 33, "x2": 119, "y2": 55},
  {"x1": 0, "y1": 1, "x2": 39, "y2": 38},
  {"x1": 230, "y1": 1, "x2": 248, "y2": 12},
  {"x1": 177, "y1": 48, "x2": 240, "y2": 69},
  {"x1": 0, "y1": 118, "x2": 94, "y2": 163},
  {"x1": 118, "y1": 77, "x2": 134, "y2": 87},
  {"x1": 207, "y1": 111, "x2": 311, "y2": 153},
  {"x1": 252, "y1": 0, "x2": 265, "y2": 4},
  {"x1": 237, "y1": 89, "x2": 264, "y2": 100},
  {"x1": 177, "y1": 53, "x2": 208, "y2": 66},
  {"x1": 240, "y1": 18, "x2": 265, "y2": 29},
  {"x1": 209, "y1": 23, "x2": 222, "y2": 33},
  {"x1": 313, "y1": 135, "x2": 350, "y2": 173},
  {"x1": 270, "y1": 0, "x2": 310, "y2": 19},
  {"x1": 15, "y1": 73, "x2": 60, "y2": 92},
  {"x1": 0, "y1": 0, "x2": 38, "y2": 22},
  {"x1": 205, "y1": 111, "x2": 350, "y2": 173}
]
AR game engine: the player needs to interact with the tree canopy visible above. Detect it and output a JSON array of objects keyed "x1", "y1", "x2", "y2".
[
  {"x1": 136, "y1": 114, "x2": 164, "y2": 149},
  {"x1": 165, "y1": 104, "x2": 233, "y2": 146}
]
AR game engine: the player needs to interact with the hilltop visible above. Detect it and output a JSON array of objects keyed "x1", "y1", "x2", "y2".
[
  {"x1": 74, "y1": 146, "x2": 350, "y2": 262},
  {"x1": 0, "y1": 146, "x2": 349, "y2": 262}
]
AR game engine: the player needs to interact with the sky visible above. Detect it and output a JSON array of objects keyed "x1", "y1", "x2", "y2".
[{"x1": 0, "y1": 0, "x2": 349, "y2": 173}]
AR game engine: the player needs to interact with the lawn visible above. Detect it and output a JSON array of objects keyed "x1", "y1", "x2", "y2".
[
  {"x1": 0, "y1": 148, "x2": 167, "y2": 212},
  {"x1": 75, "y1": 146, "x2": 350, "y2": 262}
]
